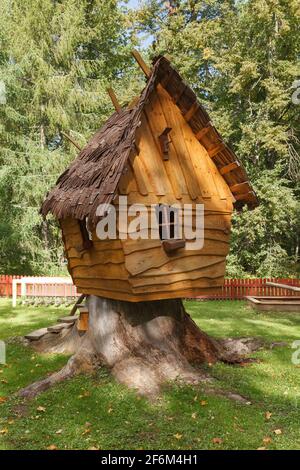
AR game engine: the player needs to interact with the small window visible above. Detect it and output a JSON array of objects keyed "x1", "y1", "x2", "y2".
[
  {"x1": 79, "y1": 218, "x2": 93, "y2": 250},
  {"x1": 156, "y1": 204, "x2": 179, "y2": 240},
  {"x1": 155, "y1": 205, "x2": 185, "y2": 254}
]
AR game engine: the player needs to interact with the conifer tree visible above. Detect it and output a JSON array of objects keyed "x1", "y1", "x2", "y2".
[
  {"x1": 131, "y1": 0, "x2": 300, "y2": 275},
  {"x1": 0, "y1": 0, "x2": 138, "y2": 273}
]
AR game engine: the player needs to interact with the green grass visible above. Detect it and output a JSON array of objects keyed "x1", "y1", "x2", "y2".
[{"x1": 0, "y1": 298, "x2": 300, "y2": 450}]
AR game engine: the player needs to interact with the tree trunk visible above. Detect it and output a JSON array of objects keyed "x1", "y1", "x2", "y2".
[{"x1": 19, "y1": 296, "x2": 247, "y2": 398}]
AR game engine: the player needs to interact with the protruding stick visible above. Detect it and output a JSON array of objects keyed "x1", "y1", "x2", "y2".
[
  {"x1": 107, "y1": 87, "x2": 122, "y2": 113},
  {"x1": 61, "y1": 131, "x2": 82, "y2": 151},
  {"x1": 131, "y1": 49, "x2": 151, "y2": 78}
]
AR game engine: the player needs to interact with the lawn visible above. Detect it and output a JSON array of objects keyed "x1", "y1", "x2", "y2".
[{"x1": 0, "y1": 298, "x2": 300, "y2": 450}]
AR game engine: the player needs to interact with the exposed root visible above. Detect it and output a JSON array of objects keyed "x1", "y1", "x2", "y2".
[
  {"x1": 19, "y1": 337, "x2": 100, "y2": 399},
  {"x1": 19, "y1": 296, "x2": 261, "y2": 399}
]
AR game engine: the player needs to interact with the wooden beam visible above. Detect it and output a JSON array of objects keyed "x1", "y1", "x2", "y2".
[
  {"x1": 265, "y1": 281, "x2": 300, "y2": 292},
  {"x1": 230, "y1": 182, "x2": 250, "y2": 194},
  {"x1": 219, "y1": 161, "x2": 240, "y2": 175},
  {"x1": 69, "y1": 294, "x2": 86, "y2": 317},
  {"x1": 61, "y1": 131, "x2": 82, "y2": 151},
  {"x1": 107, "y1": 87, "x2": 121, "y2": 113},
  {"x1": 207, "y1": 143, "x2": 225, "y2": 158},
  {"x1": 234, "y1": 191, "x2": 258, "y2": 208},
  {"x1": 129, "y1": 152, "x2": 149, "y2": 196},
  {"x1": 131, "y1": 49, "x2": 151, "y2": 78},
  {"x1": 127, "y1": 96, "x2": 140, "y2": 109},
  {"x1": 183, "y1": 101, "x2": 199, "y2": 122},
  {"x1": 195, "y1": 122, "x2": 212, "y2": 141}
]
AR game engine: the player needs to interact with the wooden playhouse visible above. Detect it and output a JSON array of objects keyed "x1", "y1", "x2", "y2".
[{"x1": 41, "y1": 53, "x2": 258, "y2": 302}]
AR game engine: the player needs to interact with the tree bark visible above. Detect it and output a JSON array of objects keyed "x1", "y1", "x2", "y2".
[{"x1": 19, "y1": 296, "x2": 248, "y2": 398}]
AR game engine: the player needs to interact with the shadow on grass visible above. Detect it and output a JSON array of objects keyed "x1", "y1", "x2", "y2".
[
  {"x1": 0, "y1": 300, "x2": 69, "y2": 339},
  {"x1": 0, "y1": 299, "x2": 300, "y2": 449}
]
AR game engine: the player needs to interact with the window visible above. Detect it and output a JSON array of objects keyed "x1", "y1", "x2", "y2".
[
  {"x1": 155, "y1": 205, "x2": 185, "y2": 254},
  {"x1": 79, "y1": 218, "x2": 93, "y2": 250},
  {"x1": 156, "y1": 204, "x2": 179, "y2": 240}
]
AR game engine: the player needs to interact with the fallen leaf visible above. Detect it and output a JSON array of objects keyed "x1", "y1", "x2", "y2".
[
  {"x1": 55, "y1": 429, "x2": 63, "y2": 435},
  {"x1": 174, "y1": 433, "x2": 182, "y2": 440},
  {"x1": 191, "y1": 412, "x2": 197, "y2": 419},
  {"x1": 107, "y1": 408, "x2": 113, "y2": 414},
  {"x1": 47, "y1": 445, "x2": 58, "y2": 450},
  {"x1": 212, "y1": 437, "x2": 223, "y2": 444},
  {"x1": 7, "y1": 419, "x2": 14, "y2": 425},
  {"x1": 0, "y1": 379, "x2": 8, "y2": 384},
  {"x1": 274, "y1": 429, "x2": 282, "y2": 435},
  {"x1": 82, "y1": 428, "x2": 91, "y2": 436},
  {"x1": 193, "y1": 395, "x2": 198, "y2": 402},
  {"x1": 200, "y1": 400, "x2": 207, "y2": 406},
  {"x1": 263, "y1": 437, "x2": 272, "y2": 444},
  {"x1": 0, "y1": 428, "x2": 8, "y2": 435},
  {"x1": 36, "y1": 406, "x2": 46, "y2": 412},
  {"x1": 265, "y1": 411, "x2": 272, "y2": 420},
  {"x1": 0, "y1": 397, "x2": 7, "y2": 404}
]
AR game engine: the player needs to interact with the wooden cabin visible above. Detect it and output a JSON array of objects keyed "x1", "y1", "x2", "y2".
[{"x1": 41, "y1": 54, "x2": 258, "y2": 302}]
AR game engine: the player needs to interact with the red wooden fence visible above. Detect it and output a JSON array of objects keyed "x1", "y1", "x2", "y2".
[
  {"x1": 0, "y1": 275, "x2": 299, "y2": 300},
  {"x1": 0, "y1": 275, "x2": 77, "y2": 298},
  {"x1": 195, "y1": 278, "x2": 300, "y2": 300},
  {"x1": 0, "y1": 275, "x2": 22, "y2": 297}
]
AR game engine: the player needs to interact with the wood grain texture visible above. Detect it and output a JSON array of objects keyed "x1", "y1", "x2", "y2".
[
  {"x1": 124, "y1": 239, "x2": 229, "y2": 277},
  {"x1": 143, "y1": 90, "x2": 188, "y2": 198},
  {"x1": 131, "y1": 277, "x2": 224, "y2": 294},
  {"x1": 135, "y1": 114, "x2": 173, "y2": 196},
  {"x1": 156, "y1": 86, "x2": 200, "y2": 200},
  {"x1": 129, "y1": 262, "x2": 226, "y2": 288},
  {"x1": 75, "y1": 286, "x2": 224, "y2": 302}
]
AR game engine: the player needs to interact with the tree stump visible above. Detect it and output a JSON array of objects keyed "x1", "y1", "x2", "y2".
[{"x1": 19, "y1": 296, "x2": 245, "y2": 398}]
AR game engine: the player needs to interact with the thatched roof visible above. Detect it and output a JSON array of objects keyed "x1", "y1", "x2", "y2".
[{"x1": 41, "y1": 56, "x2": 258, "y2": 227}]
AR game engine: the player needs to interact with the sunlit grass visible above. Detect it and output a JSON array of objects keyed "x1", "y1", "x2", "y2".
[
  {"x1": 0, "y1": 299, "x2": 300, "y2": 450},
  {"x1": 0, "y1": 301, "x2": 69, "y2": 339}
]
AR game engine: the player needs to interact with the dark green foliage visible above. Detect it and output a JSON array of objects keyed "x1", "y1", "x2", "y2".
[
  {"x1": 0, "y1": 0, "x2": 139, "y2": 274},
  {"x1": 0, "y1": 0, "x2": 299, "y2": 276},
  {"x1": 131, "y1": 0, "x2": 300, "y2": 276}
]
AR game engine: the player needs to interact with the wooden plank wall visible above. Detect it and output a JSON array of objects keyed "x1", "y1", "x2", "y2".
[
  {"x1": 118, "y1": 85, "x2": 233, "y2": 300},
  {"x1": 61, "y1": 85, "x2": 234, "y2": 301}
]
